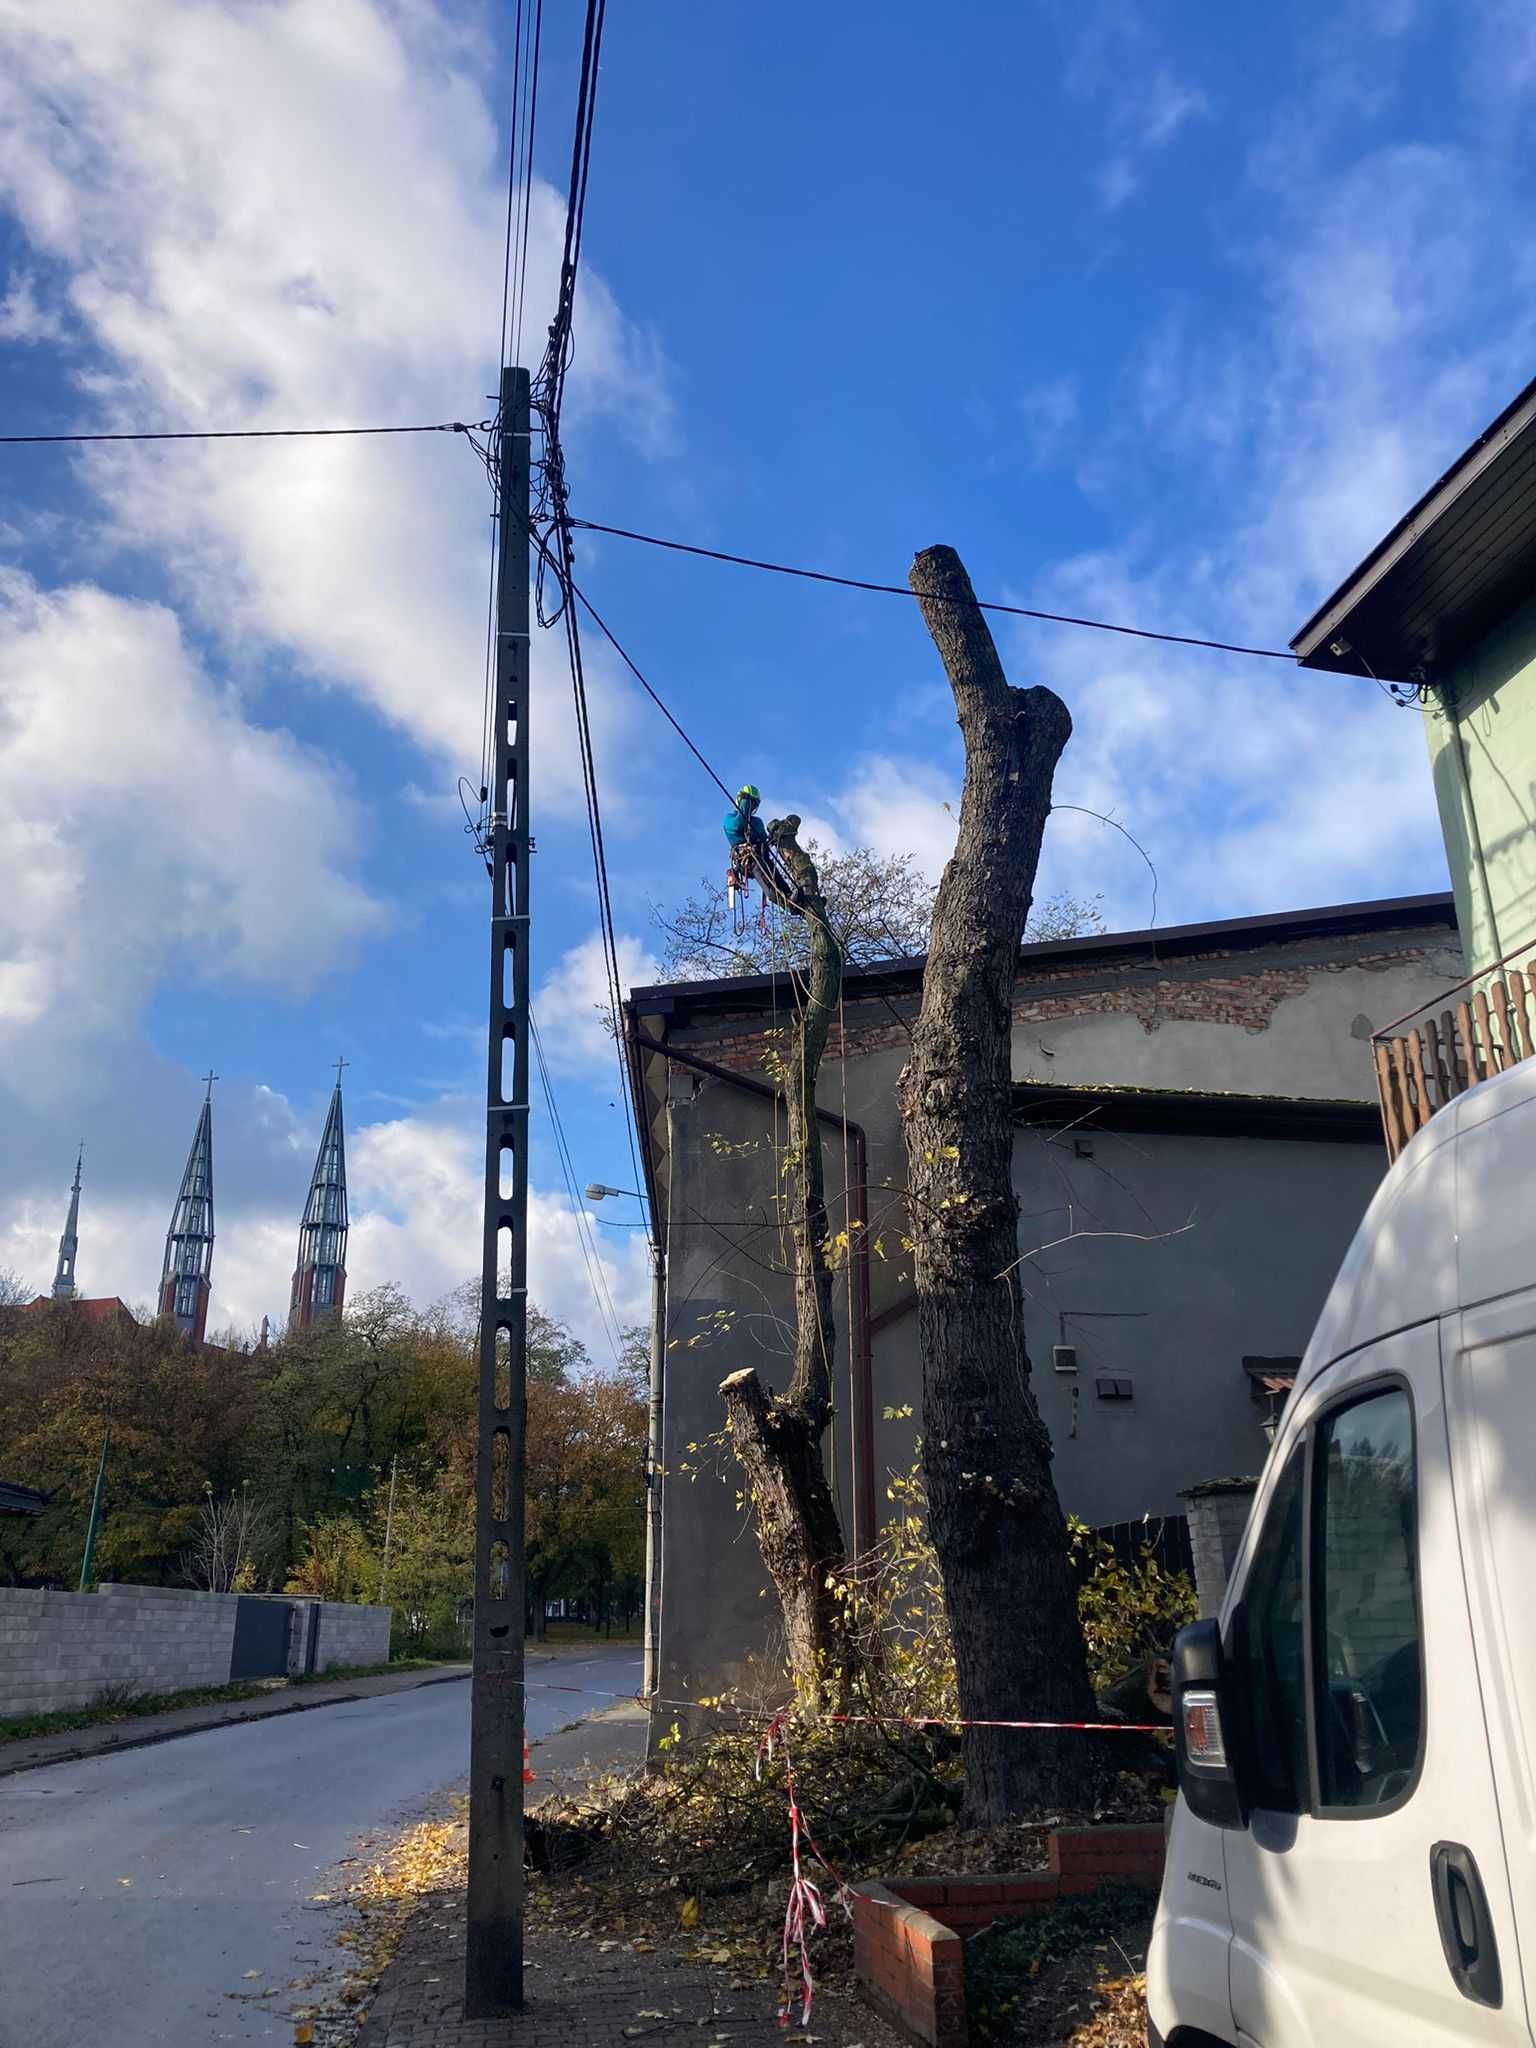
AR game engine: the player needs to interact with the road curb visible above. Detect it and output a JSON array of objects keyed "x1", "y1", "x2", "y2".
[{"x1": 0, "y1": 1667, "x2": 472, "y2": 1782}]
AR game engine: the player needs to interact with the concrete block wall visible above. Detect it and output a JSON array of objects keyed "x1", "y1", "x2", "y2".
[
  {"x1": 0, "y1": 1584, "x2": 238, "y2": 1719},
  {"x1": 1181, "y1": 1479, "x2": 1259, "y2": 1618},
  {"x1": 312, "y1": 1600, "x2": 391, "y2": 1671}
]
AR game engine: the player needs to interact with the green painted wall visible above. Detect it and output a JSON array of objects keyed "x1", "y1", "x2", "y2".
[{"x1": 1423, "y1": 589, "x2": 1536, "y2": 979}]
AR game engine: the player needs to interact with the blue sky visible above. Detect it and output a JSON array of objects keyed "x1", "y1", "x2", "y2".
[{"x1": 1, "y1": 0, "x2": 1531, "y2": 1353}]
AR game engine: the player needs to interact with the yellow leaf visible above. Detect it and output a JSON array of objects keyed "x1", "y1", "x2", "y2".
[
  {"x1": 294, "y1": 2029, "x2": 315, "y2": 2047},
  {"x1": 678, "y1": 1896, "x2": 701, "y2": 1930}
]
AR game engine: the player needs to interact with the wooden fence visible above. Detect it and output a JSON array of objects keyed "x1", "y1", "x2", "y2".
[{"x1": 1373, "y1": 951, "x2": 1536, "y2": 1161}]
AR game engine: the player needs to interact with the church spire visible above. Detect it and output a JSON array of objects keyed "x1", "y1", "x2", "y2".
[
  {"x1": 290, "y1": 1058, "x2": 349, "y2": 1333},
  {"x1": 159, "y1": 1072, "x2": 216, "y2": 1343},
  {"x1": 51, "y1": 1145, "x2": 84, "y2": 1300}
]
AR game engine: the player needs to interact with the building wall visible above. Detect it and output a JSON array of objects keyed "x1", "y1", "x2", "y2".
[
  {"x1": 0, "y1": 1583, "x2": 239, "y2": 1718},
  {"x1": 653, "y1": 917, "x2": 1463, "y2": 1712},
  {"x1": 1425, "y1": 590, "x2": 1536, "y2": 978},
  {"x1": 313, "y1": 1599, "x2": 391, "y2": 1670}
]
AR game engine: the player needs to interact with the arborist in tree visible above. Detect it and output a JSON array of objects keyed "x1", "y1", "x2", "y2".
[{"x1": 723, "y1": 782, "x2": 802, "y2": 923}]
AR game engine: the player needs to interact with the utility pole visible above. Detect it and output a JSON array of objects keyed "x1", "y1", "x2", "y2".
[
  {"x1": 643, "y1": 1237, "x2": 665, "y2": 1700},
  {"x1": 78, "y1": 1422, "x2": 111, "y2": 1592},
  {"x1": 465, "y1": 365, "x2": 532, "y2": 2019},
  {"x1": 378, "y1": 1453, "x2": 400, "y2": 1606}
]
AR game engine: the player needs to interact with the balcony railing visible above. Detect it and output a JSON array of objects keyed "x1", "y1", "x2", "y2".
[{"x1": 1372, "y1": 943, "x2": 1536, "y2": 1161}]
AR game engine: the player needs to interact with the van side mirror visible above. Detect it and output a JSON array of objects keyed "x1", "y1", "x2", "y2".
[{"x1": 1172, "y1": 1617, "x2": 1249, "y2": 1831}]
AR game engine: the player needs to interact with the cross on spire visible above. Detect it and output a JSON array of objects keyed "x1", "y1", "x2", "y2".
[
  {"x1": 202, "y1": 1069, "x2": 218, "y2": 1101},
  {"x1": 334, "y1": 1055, "x2": 349, "y2": 1088}
]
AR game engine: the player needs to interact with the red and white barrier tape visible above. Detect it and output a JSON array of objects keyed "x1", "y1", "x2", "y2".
[
  {"x1": 511, "y1": 1674, "x2": 1169, "y2": 1737},
  {"x1": 515, "y1": 1675, "x2": 1170, "y2": 2029}
]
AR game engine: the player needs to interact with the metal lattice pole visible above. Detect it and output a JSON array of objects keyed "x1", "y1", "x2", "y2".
[{"x1": 465, "y1": 364, "x2": 531, "y2": 2018}]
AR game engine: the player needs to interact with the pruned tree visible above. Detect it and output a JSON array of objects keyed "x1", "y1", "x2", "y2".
[
  {"x1": 718, "y1": 815, "x2": 850, "y2": 1697},
  {"x1": 659, "y1": 843, "x2": 934, "y2": 980},
  {"x1": 897, "y1": 544, "x2": 1103, "y2": 1820},
  {"x1": 658, "y1": 847, "x2": 1106, "y2": 986}
]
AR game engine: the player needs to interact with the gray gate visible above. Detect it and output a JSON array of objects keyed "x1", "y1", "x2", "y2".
[{"x1": 229, "y1": 1595, "x2": 293, "y2": 1680}]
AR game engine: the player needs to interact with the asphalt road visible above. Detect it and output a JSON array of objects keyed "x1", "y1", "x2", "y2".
[{"x1": 0, "y1": 1646, "x2": 642, "y2": 2048}]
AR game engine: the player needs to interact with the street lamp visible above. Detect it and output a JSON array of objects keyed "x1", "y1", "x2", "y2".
[{"x1": 584, "y1": 1183, "x2": 641, "y2": 1202}]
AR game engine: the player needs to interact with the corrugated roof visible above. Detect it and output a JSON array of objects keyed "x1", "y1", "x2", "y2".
[{"x1": 1292, "y1": 376, "x2": 1536, "y2": 682}]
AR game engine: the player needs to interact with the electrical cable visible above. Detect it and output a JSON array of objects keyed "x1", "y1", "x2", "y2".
[
  {"x1": 568, "y1": 518, "x2": 1298, "y2": 663},
  {"x1": 530, "y1": 1006, "x2": 626, "y2": 1365},
  {"x1": 564, "y1": 573, "x2": 734, "y2": 801},
  {"x1": 0, "y1": 419, "x2": 486, "y2": 445}
]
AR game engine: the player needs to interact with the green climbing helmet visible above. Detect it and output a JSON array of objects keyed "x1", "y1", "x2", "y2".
[{"x1": 738, "y1": 783, "x2": 761, "y2": 803}]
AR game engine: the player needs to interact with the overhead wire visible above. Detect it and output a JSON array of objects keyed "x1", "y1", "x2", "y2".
[
  {"x1": 524, "y1": 0, "x2": 651, "y2": 1248},
  {"x1": 0, "y1": 419, "x2": 486, "y2": 445},
  {"x1": 567, "y1": 517, "x2": 1299, "y2": 664},
  {"x1": 530, "y1": 1006, "x2": 627, "y2": 1364}
]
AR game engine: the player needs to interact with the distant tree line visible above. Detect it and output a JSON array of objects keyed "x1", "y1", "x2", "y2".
[{"x1": 0, "y1": 1281, "x2": 646, "y2": 1652}]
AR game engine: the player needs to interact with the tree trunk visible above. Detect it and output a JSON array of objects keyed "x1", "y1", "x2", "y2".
[
  {"x1": 898, "y1": 544, "x2": 1102, "y2": 1820},
  {"x1": 719, "y1": 817, "x2": 850, "y2": 1697}
]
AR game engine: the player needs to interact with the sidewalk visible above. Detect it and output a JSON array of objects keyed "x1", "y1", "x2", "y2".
[
  {"x1": 356, "y1": 1705, "x2": 905, "y2": 2048},
  {"x1": 0, "y1": 1664, "x2": 471, "y2": 1779}
]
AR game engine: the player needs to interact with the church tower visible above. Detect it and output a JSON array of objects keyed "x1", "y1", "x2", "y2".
[
  {"x1": 51, "y1": 1145, "x2": 84, "y2": 1300},
  {"x1": 159, "y1": 1073, "x2": 216, "y2": 1343},
  {"x1": 290, "y1": 1060, "x2": 349, "y2": 1332}
]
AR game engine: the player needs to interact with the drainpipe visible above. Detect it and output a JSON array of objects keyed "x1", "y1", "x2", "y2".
[
  {"x1": 629, "y1": 1030, "x2": 876, "y2": 1558},
  {"x1": 642, "y1": 1236, "x2": 666, "y2": 1699}
]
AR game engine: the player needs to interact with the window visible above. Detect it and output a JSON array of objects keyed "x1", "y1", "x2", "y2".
[
  {"x1": 1315, "y1": 1387, "x2": 1421, "y2": 1810},
  {"x1": 1235, "y1": 1446, "x2": 1308, "y2": 1813}
]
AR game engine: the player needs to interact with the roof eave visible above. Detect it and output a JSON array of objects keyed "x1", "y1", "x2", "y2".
[{"x1": 1291, "y1": 374, "x2": 1536, "y2": 676}]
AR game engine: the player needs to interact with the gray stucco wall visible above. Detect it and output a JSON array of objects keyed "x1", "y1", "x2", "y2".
[
  {"x1": 0, "y1": 1583, "x2": 239, "y2": 1718},
  {"x1": 651, "y1": 919, "x2": 1463, "y2": 1710}
]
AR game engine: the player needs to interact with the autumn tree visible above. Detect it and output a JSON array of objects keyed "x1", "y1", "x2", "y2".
[
  {"x1": 717, "y1": 816, "x2": 851, "y2": 1696},
  {"x1": 0, "y1": 1304, "x2": 257, "y2": 1585},
  {"x1": 899, "y1": 544, "x2": 1102, "y2": 1820}
]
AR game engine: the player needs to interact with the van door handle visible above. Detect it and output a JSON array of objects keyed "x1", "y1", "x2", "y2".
[{"x1": 1431, "y1": 1841, "x2": 1503, "y2": 2009}]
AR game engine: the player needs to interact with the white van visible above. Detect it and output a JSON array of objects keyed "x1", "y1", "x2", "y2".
[{"x1": 1149, "y1": 1055, "x2": 1536, "y2": 2047}]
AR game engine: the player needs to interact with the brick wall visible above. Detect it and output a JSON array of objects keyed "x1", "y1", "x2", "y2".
[
  {"x1": 313, "y1": 1599, "x2": 391, "y2": 1671},
  {"x1": 684, "y1": 935, "x2": 1446, "y2": 1076},
  {"x1": 0, "y1": 1583, "x2": 239, "y2": 1718},
  {"x1": 852, "y1": 1825, "x2": 1165, "y2": 2046}
]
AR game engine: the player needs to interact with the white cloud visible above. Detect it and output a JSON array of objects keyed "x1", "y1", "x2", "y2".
[
  {"x1": 1067, "y1": 4, "x2": 1209, "y2": 211},
  {"x1": 0, "y1": 269, "x2": 60, "y2": 341},
  {"x1": 0, "y1": 0, "x2": 665, "y2": 803},
  {"x1": 534, "y1": 931, "x2": 663, "y2": 1077},
  {"x1": 1018, "y1": 375, "x2": 1080, "y2": 465},
  {"x1": 347, "y1": 1110, "x2": 649, "y2": 1359},
  {"x1": 824, "y1": 756, "x2": 960, "y2": 886},
  {"x1": 0, "y1": 569, "x2": 383, "y2": 1087}
]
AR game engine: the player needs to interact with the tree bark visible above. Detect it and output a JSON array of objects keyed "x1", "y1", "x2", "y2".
[
  {"x1": 898, "y1": 544, "x2": 1102, "y2": 1820},
  {"x1": 719, "y1": 817, "x2": 850, "y2": 1697}
]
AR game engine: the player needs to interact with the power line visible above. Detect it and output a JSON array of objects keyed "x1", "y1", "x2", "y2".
[
  {"x1": 530, "y1": 1007, "x2": 626, "y2": 1364},
  {"x1": 564, "y1": 573, "x2": 734, "y2": 801},
  {"x1": 526, "y1": 0, "x2": 650, "y2": 1246},
  {"x1": 0, "y1": 419, "x2": 487, "y2": 446},
  {"x1": 568, "y1": 517, "x2": 1298, "y2": 663}
]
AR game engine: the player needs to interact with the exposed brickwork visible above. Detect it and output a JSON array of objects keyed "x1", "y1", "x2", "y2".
[
  {"x1": 851, "y1": 1825, "x2": 1166, "y2": 2047},
  {"x1": 683, "y1": 937, "x2": 1445, "y2": 1073}
]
